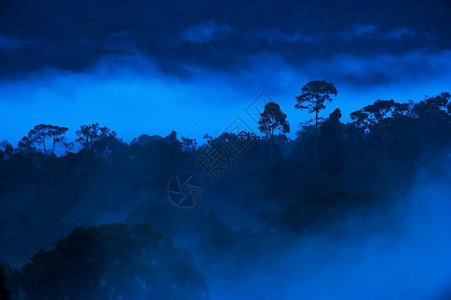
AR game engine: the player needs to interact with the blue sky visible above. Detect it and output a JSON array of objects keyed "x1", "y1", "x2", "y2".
[
  {"x1": 1, "y1": 52, "x2": 450, "y2": 147},
  {"x1": 1, "y1": 0, "x2": 451, "y2": 147}
]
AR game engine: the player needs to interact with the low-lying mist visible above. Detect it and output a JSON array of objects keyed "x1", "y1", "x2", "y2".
[
  {"x1": 205, "y1": 173, "x2": 451, "y2": 299},
  {"x1": 0, "y1": 51, "x2": 450, "y2": 300}
]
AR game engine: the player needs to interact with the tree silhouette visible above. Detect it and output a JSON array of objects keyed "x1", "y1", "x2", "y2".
[
  {"x1": 258, "y1": 101, "x2": 290, "y2": 160},
  {"x1": 295, "y1": 80, "x2": 337, "y2": 159},
  {"x1": 49, "y1": 126, "x2": 69, "y2": 153},
  {"x1": 75, "y1": 123, "x2": 116, "y2": 151},
  {"x1": 0, "y1": 265, "x2": 11, "y2": 300},
  {"x1": 360, "y1": 99, "x2": 397, "y2": 125},
  {"x1": 27, "y1": 124, "x2": 68, "y2": 154},
  {"x1": 27, "y1": 124, "x2": 50, "y2": 153},
  {"x1": 350, "y1": 99, "x2": 415, "y2": 130},
  {"x1": 181, "y1": 137, "x2": 198, "y2": 152},
  {"x1": 17, "y1": 136, "x2": 36, "y2": 153},
  {"x1": 20, "y1": 224, "x2": 208, "y2": 299},
  {"x1": 0, "y1": 140, "x2": 13, "y2": 160},
  {"x1": 414, "y1": 92, "x2": 450, "y2": 119}
]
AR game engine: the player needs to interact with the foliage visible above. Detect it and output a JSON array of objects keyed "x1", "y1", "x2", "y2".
[
  {"x1": 258, "y1": 101, "x2": 290, "y2": 137},
  {"x1": 75, "y1": 123, "x2": 119, "y2": 152},
  {"x1": 258, "y1": 101, "x2": 290, "y2": 160},
  {"x1": 20, "y1": 224, "x2": 208, "y2": 300},
  {"x1": 295, "y1": 80, "x2": 338, "y2": 130},
  {"x1": 27, "y1": 124, "x2": 69, "y2": 154},
  {"x1": 0, "y1": 91, "x2": 449, "y2": 299},
  {"x1": 0, "y1": 265, "x2": 11, "y2": 300},
  {"x1": 181, "y1": 137, "x2": 198, "y2": 152}
]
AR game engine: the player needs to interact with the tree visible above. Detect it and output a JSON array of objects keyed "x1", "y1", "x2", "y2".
[
  {"x1": 320, "y1": 108, "x2": 343, "y2": 139},
  {"x1": 412, "y1": 93, "x2": 451, "y2": 148},
  {"x1": 203, "y1": 134, "x2": 213, "y2": 145},
  {"x1": 295, "y1": 80, "x2": 337, "y2": 159},
  {"x1": 181, "y1": 137, "x2": 198, "y2": 152},
  {"x1": 295, "y1": 80, "x2": 338, "y2": 131},
  {"x1": 360, "y1": 99, "x2": 397, "y2": 125},
  {"x1": 27, "y1": 124, "x2": 68, "y2": 154},
  {"x1": 350, "y1": 111, "x2": 370, "y2": 130},
  {"x1": 20, "y1": 223, "x2": 208, "y2": 300},
  {"x1": 350, "y1": 99, "x2": 414, "y2": 131},
  {"x1": 413, "y1": 92, "x2": 450, "y2": 119},
  {"x1": 318, "y1": 109, "x2": 347, "y2": 186},
  {"x1": 258, "y1": 101, "x2": 290, "y2": 160},
  {"x1": 27, "y1": 124, "x2": 50, "y2": 153},
  {"x1": 49, "y1": 126, "x2": 69, "y2": 154},
  {"x1": 0, "y1": 140, "x2": 13, "y2": 160},
  {"x1": 17, "y1": 136, "x2": 36, "y2": 153},
  {"x1": 75, "y1": 123, "x2": 117, "y2": 151},
  {"x1": 0, "y1": 265, "x2": 19, "y2": 300},
  {"x1": 0, "y1": 265, "x2": 11, "y2": 300},
  {"x1": 163, "y1": 131, "x2": 182, "y2": 151},
  {"x1": 166, "y1": 131, "x2": 178, "y2": 142}
]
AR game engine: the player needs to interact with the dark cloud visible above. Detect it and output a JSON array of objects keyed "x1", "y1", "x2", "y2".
[
  {"x1": 0, "y1": 0, "x2": 450, "y2": 146},
  {"x1": 0, "y1": 0, "x2": 450, "y2": 80},
  {"x1": 181, "y1": 21, "x2": 232, "y2": 43}
]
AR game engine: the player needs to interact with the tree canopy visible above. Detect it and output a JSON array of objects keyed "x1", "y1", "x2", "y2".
[
  {"x1": 21, "y1": 223, "x2": 207, "y2": 300},
  {"x1": 0, "y1": 89, "x2": 449, "y2": 299}
]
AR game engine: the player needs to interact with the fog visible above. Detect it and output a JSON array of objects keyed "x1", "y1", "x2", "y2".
[
  {"x1": 205, "y1": 174, "x2": 451, "y2": 300},
  {"x1": 1, "y1": 51, "x2": 450, "y2": 147},
  {"x1": 1, "y1": 1, "x2": 450, "y2": 298}
]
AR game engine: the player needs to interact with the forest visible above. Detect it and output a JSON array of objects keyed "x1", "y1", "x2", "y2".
[
  {"x1": 1, "y1": 0, "x2": 451, "y2": 298},
  {"x1": 0, "y1": 81, "x2": 450, "y2": 299}
]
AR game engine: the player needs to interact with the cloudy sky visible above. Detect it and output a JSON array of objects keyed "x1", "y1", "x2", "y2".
[{"x1": 0, "y1": 0, "x2": 450, "y2": 145}]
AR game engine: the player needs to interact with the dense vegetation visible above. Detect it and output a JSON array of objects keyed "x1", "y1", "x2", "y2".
[{"x1": 0, "y1": 86, "x2": 449, "y2": 299}]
